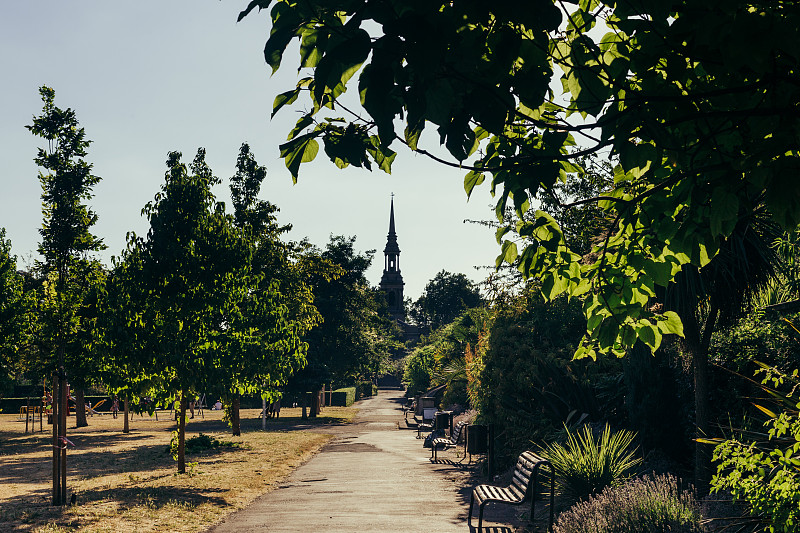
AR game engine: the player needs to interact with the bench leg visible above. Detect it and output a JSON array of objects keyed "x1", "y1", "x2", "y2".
[
  {"x1": 468, "y1": 493, "x2": 474, "y2": 528},
  {"x1": 478, "y1": 501, "x2": 485, "y2": 531}
]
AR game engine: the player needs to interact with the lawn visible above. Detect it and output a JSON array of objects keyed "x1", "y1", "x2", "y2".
[{"x1": 0, "y1": 405, "x2": 357, "y2": 532}]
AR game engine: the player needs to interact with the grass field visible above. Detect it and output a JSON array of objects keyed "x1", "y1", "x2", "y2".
[{"x1": 0, "y1": 405, "x2": 357, "y2": 532}]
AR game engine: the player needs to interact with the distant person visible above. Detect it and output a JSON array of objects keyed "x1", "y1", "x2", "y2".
[
  {"x1": 213, "y1": 399, "x2": 222, "y2": 410},
  {"x1": 111, "y1": 397, "x2": 119, "y2": 419}
]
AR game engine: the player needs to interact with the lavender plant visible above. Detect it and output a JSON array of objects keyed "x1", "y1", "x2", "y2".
[{"x1": 553, "y1": 474, "x2": 702, "y2": 533}]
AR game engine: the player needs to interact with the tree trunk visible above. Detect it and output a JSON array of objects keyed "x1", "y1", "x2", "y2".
[
  {"x1": 51, "y1": 373, "x2": 59, "y2": 505},
  {"x1": 123, "y1": 396, "x2": 130, "y2": 434},
  {"x1": 310, "y1": 388, "x2": 320, "y2": 418},
  {"x1": 58, "y1": 370, "x2": 68, "y2": 505},
  {"x1": 75, "y1": 388, "x2": 88, "y2": 428},
  {"x1": 232, "y1": 396, "x2": 241, "y2": 437},
  {"x1": 686, "y1": 304, "x2": 719, "y2": 495},
  {"x1": 262, "y1": 397, "x2": 267, "y2": 431},
  {"x1": 178, "y1": 392, "x2": 187, "y2": 474},
  {"x1": 301, "y1": 393, "x2": 308, "y2": 420}
]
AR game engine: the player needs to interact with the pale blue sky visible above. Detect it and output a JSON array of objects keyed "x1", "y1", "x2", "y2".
[{"x1": 0, "y1": 1, "x2": 501, "y2": 300}]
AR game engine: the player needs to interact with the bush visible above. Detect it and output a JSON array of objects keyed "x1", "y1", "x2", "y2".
[
  {"x1": 553, "y1": 474, "x2": 702, "y2": 533},
  {"x1": 540, "y1": 423, "x2": 641, "y2": 506},
  {"x1": 356, "y1": 381, "x2": 377, "y2": 399},
  {"x1": 403, "y1": 345, "x2": 437, "y2": 397},
  {"x1": 330, "y1": 387, "x2": 356, "y2": 406},
  {"x1": 710, "y1": 363, "x2": 800, "y2": 533}
]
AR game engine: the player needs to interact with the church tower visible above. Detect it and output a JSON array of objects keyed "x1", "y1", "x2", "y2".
[{"x1": 380, "y1": 196, "x2": 405, "y2": 321}]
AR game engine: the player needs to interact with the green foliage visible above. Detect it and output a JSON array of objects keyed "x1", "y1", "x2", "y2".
[
  {"x1": 475, "y1": 286, "x2": 620, "y2": 457},
  {"x1": 169, "y1": 432, "x2": 238, "y2": 460},
  {"x1": 239, "y1": 0, "x2": 800, "y2": 362},
  {"x1": 403, "y1": 344, "x2": 436, "y2": 397},
  {"x1": 330, "y1": 387, "x2": 355, "y2": 407},
  {"x1": 710, "y1": 362, "x2": 800, "y2": 533},
  {"x1": 26, "y1": 85, "x2": 106, "y2": 399},
  {"x1": 402, "y1": 307, "x2": 489, "y2": 407},
  {"x1": 355, "y1": 381, "x2": 376, "y2": 399},
  {"x1": 539, "y1": 423, "x2": 641, "y2": 506},
  {"x1": 409, "y1": 270, "x2": 483, "y2": 330},
  {"x1": 289, "y1": 235, "x2": 402, "y2": 393},
  {"x1": 553, "y1": 474, "x2": 702, "y2": 533},
  {"x1": 0, "y1": 230, "x2": 30, "y2": 379}
]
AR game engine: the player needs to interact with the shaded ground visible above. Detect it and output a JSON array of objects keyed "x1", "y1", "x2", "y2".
[{"x1": 0, "y1": 406, "x2": 354, "y2": 532}]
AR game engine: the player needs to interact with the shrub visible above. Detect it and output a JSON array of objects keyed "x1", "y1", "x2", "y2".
[
  {"x1": 356, "y1": 381, "x2": 377, "y2": 399},
  {"x1": 403, "y1": 345, "x2": 437, "y2": 397},
  {"x1": 710, "y1": 362, "x2": 800, "y2": 533},
  {"x1": 330, "y1": 387, "x2": 356, "y2": 406},
  {"x1": 539, "y1": 423, "x2": 641, "y2": 505},
  {"x1": 553, "y1": 474, "x2": 702, "y2": 533}
]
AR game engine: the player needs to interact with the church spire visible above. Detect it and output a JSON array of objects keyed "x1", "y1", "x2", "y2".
[
  {"x1": 388, "y1": 195, "x2": 396, "y2": 235},
  {"x1": 380, "y1": 195, "x2": 404, "y2": 321}
]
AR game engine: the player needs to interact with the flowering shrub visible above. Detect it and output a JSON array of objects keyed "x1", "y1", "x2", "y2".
[{"x1": 553, "y1": 474, "x2": 702, "y2": 533}]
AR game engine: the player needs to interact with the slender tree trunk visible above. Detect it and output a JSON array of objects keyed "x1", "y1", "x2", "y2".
[
  {"x1": 262, "y1": 397, "x2": 267, "y2": 431},
  {"x1": 232, "y1": 396, "x2": 241, "y2": 437},
  {"x1": 178, "y1": 392, "x2": 187, "y2": 474},
  {"x1": 58, "y1": 368, "x2": 67, "y2": 505},
  {"x1": 123, "y1": 396, "x2": 130, "y2": 434},
  {"x1": 75, "y1": 388, "x2": 88, "y2": 428},
  {"x1": 301, "y1": 393, "x2": 308, "y2": 420},
  {"x1": 51, "y1": 373, "x2": 59, "y2": 505},
  {"x1": 685, "y1": 304, "x2": 720, "y2": 495}
]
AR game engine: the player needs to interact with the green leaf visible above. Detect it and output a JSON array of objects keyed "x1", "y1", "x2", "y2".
[
  {"x1": 464, "y1": 170, "x2": 486, "y2": 198},
  {"x1": 656, "y1": 311, "x2": 684, "y2": 337},
  {"x1": 279, "y1": 132, "x2": 320, "y2": 180},
  {"x1": 272, "y1": 88, "x2": 300, "y2": 118}
]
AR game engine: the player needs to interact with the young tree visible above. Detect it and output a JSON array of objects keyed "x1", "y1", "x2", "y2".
[
  {"x1": 238, "y1": 0, "x2": 800, "y2": 488},
  {"x1": 120, "y1": 149, "x2": 252, "y2": 472},
  {"x1": 27, "y1": 86, "x2": 105, "y2": 505},
  {"x1": 224, "y1": 143, "x2": 318, "y2": 435}
]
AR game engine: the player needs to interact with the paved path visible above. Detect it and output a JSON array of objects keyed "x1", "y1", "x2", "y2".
[{"x1": 207, "y1": 389, "x2": 485, "y2": 533}]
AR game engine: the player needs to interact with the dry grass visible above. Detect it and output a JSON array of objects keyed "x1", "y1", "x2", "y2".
[{"x1": 0, "y1": 406, "x2": 357, "y2": 532}]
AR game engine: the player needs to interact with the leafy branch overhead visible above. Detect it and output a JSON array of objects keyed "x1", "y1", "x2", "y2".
[{"x1": 239, "y1": 0, "x2": 800, "y2": 359}]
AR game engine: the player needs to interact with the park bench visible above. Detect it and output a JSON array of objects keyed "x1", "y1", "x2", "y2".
[
  {"x1": 430, "y1": 419, "x2": 468, "y2": 460},
  {"x1": 415, "y1": 407, "x2": 437, "y2": 438},
  {"x1": 468, "y1": 450, "x2": 554, "y2": 532}
]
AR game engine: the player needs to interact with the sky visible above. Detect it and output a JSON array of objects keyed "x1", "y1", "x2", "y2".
[{"x1": 0, "y1": 1, "x2": 502, "y2": 301}]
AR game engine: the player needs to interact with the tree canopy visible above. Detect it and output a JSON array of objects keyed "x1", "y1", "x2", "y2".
[
  {"x1": 238, "y1": 0, "x2": 800, "y2": 360},
  {"x1": 410, "y1": 270, "x2": 483, "y2": 330}
]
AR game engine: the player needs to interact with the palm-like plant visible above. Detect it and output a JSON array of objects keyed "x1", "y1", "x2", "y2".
[
  {"x1": 659, "y1": 209, "x2": 782, "y2": 491},
  {"x1": 539, "y1": 423, "x2": 641, "y2": 506}
]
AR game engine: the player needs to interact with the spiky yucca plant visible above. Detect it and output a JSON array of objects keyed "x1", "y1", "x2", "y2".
[{"x1": 540, "y1": 423, "x2": 641, "y2": 506}]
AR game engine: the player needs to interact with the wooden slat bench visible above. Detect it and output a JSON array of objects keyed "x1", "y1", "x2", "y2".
[
  {"x1": 430, "y1": 419, "x2": 468, "y2": 460},
  {"x1": 415, "y1": 407, "x2": 437, "y2": 438},
  {"x1": 468, "y1": 450, "x2": 554, "y2": 532}
]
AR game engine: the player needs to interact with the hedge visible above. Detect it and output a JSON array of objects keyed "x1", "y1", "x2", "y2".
[{"x1": 330, "y1": 387, "x2": 356, "y2": 407}]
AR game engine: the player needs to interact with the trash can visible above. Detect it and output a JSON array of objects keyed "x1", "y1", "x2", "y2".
[
  {"x1": 466, "y1": 424, "x2": 488, "y2": 455},
  {"x1": 434, "y1": 411, "x2": 451, "y2": 432}
]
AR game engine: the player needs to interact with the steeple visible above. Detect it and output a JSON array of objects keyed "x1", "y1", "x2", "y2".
[{"x1": 380, "y1": 195, "x2": 405, "y2": 321}]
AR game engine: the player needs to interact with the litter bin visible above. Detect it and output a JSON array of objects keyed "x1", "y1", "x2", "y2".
[
  {"x1": 434, "y1": 411, "x2": 451, "y2": 432},
  {"x1": 466, "y1": 424, "x2": 488, "y2": 455}
]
